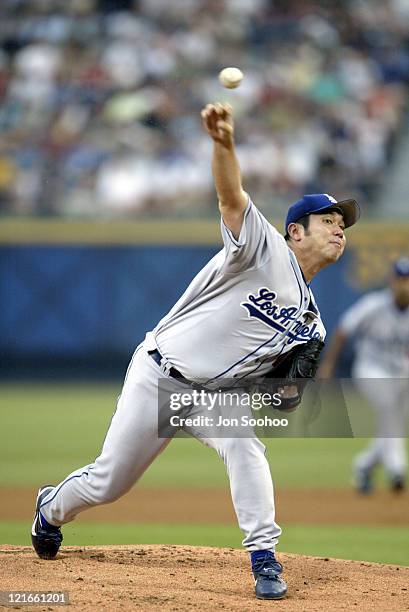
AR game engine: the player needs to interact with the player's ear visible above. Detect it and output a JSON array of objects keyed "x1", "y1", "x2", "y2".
[{"x1": 287, "y1": 222, "x2": 304, "y2": 242}]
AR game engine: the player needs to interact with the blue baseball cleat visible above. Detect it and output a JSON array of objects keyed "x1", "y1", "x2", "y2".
[
  {"x1": 251, "y1": 550, "x2": 288, "y2": 600},
  {"x1": 390, "y1": 475, "x2": 405, "y2": 493},
  {"x1": 353, "y1": 466, "x2": 373, "y2": 494},
  {"x1": 31, "y1": 486, "x2": 63, "y2": 560}
]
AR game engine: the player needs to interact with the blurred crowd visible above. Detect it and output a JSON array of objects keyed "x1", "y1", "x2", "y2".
[{"x1": 0, "y1": 0, "x2": 409, "y2": 218}]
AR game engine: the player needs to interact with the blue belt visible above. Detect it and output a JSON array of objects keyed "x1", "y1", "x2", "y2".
[{"x1": 148, "y1": 349, "x2": 191, "y2": 384}]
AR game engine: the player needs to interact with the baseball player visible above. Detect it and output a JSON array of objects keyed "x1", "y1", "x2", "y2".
[
  {"x1": 319, "y1": 258, "x2": 409, "y2": 493},
  {"x1": 31, "y1": 103, "x2": 360, "y2": 600}
]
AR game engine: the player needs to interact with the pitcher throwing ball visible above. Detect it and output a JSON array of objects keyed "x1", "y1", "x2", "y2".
[{"x1": 31, "y1": 103, "x2": 360, "y2": 600}]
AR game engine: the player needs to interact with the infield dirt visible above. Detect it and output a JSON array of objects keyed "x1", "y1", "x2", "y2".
[
  {"x1": 1, "y1": 486, "x2": 408, "y2": 525},
  {"x1": 1, "y1": 545, "x2": 408, "y2": 611},
  {"x1": 1, "y1": 488, "x2": 408, "y2": 610}
]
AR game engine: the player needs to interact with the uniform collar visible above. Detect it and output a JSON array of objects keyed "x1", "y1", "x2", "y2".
[{"x1": 287, "y1": 249, "x2": 320, "y2": 318}]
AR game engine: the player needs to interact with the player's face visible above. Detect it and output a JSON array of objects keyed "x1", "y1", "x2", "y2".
[
  {"x1": 303, "y1": 212, "x2": 346, "y2": 264},
  {"x1": 391, "y1": 276, "x2": 409, "y2": 308}
]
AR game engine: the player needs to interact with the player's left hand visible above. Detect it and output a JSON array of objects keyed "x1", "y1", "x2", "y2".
[{"x1": 201, "y1": 103, "x2": 234, "y2": 148}]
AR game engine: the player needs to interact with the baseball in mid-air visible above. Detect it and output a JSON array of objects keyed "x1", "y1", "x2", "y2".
[{"x1": 218, "y1": 67, "x2": 244, "y2": 89}]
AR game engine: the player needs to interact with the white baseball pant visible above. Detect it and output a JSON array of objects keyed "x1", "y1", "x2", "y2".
[
  {"x1": 39, "y1": 345, "x2": 282, "y2": 551},
  {"x1": 352, "y1": 362, "x2": 408, "y2": 478}
]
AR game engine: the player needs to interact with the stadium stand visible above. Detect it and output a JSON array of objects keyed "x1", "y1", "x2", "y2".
[{"x1": 0, "y1": 0, "x2": 408, "y2": 219}]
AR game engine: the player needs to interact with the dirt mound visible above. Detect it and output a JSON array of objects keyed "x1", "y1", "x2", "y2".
[{"x1": 0, "y1": 545, "x2": 408, "y2": 611}]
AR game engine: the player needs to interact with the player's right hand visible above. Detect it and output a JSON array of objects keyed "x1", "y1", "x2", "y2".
[{"x1": 201, "y1": 103, "x2": 234, "y2": 148}]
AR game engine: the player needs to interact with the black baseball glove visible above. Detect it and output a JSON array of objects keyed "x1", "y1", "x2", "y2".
[{"x1": 256, "y1": 338, "x2": 325, "y2": 412}]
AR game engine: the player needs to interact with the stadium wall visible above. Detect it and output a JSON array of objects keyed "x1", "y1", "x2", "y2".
[{"x1": 1, "y1": 220, "x2": 408, "y2": 378}]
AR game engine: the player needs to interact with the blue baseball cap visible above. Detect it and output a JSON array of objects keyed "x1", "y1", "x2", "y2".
[
  {"x1": 393, "y1": 257, "x2": 409, "y2": 277},
  {"x1": 285, "y1": 194, "x2": 360, "y2": 231}
]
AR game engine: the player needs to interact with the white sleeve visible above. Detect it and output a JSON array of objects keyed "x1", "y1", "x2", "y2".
[
  {"x1": 339, "y1": 293, "x2": 380, "y2": 336},
  {"x1": 220, "y1": 196, "x2": 283, "y2": 273}
]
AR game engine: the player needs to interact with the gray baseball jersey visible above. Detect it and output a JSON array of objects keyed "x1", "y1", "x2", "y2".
[
  {"x1": 339, "y1": 289, "x2": 409, "y2": 377},
  {"x1": 146, "y1": 197, "x2": 326, "y2": 381}
]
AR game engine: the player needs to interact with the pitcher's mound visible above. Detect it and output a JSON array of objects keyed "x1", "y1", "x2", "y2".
[{"x1": 0, "y1": 545, "x2": 408, "y2": 611}]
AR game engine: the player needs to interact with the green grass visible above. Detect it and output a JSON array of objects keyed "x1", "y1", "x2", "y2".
[
  {"x1": 282, "y1": 525, "x2": 409, "y2": 566},
  {"x1": 1, "y1": 521, "x2": 242, "y2": 549},
  {"x1": 2, "y1": 384, "x2": 407, "y2": 568},
  {"x1": 0, "y1": 382, "x2": 386, "y2": 489},
  {"x1": 1, "y1": 522, "x2": 408, "y2": 566}
]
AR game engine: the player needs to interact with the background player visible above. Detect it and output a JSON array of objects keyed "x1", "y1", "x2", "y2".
[
  {"x1": 31, "y1": 102, "x2": 359, "y2": 601},
  {"x1": 319, "y1": 258, "x2": 409, "y2": 493}
]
